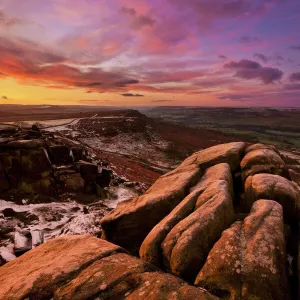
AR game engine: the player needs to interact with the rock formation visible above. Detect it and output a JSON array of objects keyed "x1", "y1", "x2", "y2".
[
  {"x1": 1, "y1": 141, "x2": 300, "y2": 299},
  {"x1": 0, "y1": 235, "x2": 217, "y2": 300},
  {"x1": 101, "y1": 142, "x2": 300, "y2": 299},
  {"x1": 195, "y1": 200, "x2": 289, "y2": 300},
  {"x1": 101, "y1": 142, "x2": 245, "y2": 254}
]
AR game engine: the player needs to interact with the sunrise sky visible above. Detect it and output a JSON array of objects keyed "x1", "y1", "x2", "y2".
[{"x1": 0, "y1": 0, "x2": 299, "y2": 106}]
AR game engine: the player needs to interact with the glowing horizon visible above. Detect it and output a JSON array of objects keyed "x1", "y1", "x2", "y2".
[{"x1": 0, "y1": 0, "x2": 299, "y2": 107}]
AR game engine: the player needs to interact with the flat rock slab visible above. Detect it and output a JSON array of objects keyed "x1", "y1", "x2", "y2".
[
  {"x1": 0, "y1": 235, "x2": 217, "y2": 300},
  {"x1": 195, "y1": 200, "x2": 289, "y2": 300}
]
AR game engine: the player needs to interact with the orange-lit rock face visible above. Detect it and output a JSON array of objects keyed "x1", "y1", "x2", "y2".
[{"x1": 0, "y1": 235, "x2": 217, "y2": 300}]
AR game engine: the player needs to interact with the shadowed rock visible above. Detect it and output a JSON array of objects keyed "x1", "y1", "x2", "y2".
[
  {"x1": 161, "y1": 180, "x2": 235, "y2": 281},
  {"x1": 0, "y1": 161, "x2": 10, "y2": 192},
  {"x1": 140, "y1": 163, "x2": 233, "y2": 267},
  {"x1": 0, "y1": 148, "x2": 57, "y2": 196},
  {"x1": 48, "y1": 145, "x2": 73, "y2": 165},
  {"x1": 195, "y1": 200, "x2": 289, "y2": 300},
  {"x1": 79, "y1": 162, "x2": 99, "y2": 182}
]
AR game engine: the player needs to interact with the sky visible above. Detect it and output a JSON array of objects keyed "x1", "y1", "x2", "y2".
[{"x1": 0, "y1": 0, "x2": 299, "y2": 107}]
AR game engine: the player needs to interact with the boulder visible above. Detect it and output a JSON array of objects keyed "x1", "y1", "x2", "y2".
[
  {"x1": 240, "y1": 148, "x2": 286, "y2": 180},
  {"x1": 48, "y1": 145, "x2": 73, "y2": 165},
  {"x1": 0, "y1": 235, "x2": 217, "y2": 300},
  {"x1": 0, "y1": 148, "x2": 57, "y2": 196},
  {"x1": 0, "y1": 148, "x2": 53, "y2": 182},
  {"x1": 96, "y1": 168, "x2": 112, "y2": 187},
  {"x1": 14, "y1": 230, "x2": 32, "y2": 256},
  {"x1": 191, "y1": 163, "x2": 233, "y2": 197},
  {"x1": 244, "y1": 174, "x2": 300, "y2": 224},
  {"x1": 60, "y1": 173, "x2": 85, "y2": 193},
  {"x1": 179, "y1": 142, "x2": 245, "y2": 172},
  {"x1": 140, "y1": 163, "x2": 233, "y2": 267},
  {"x1": 20, "y1": 148, "x2": 52, "y2": 178},
  {"x1": 245, "y1": 143, "x2": 279, "y2": 154},
  {"x1": 79, "y1": 162, "x2": 99, "y2": 182},
  {"x1": 6, "y1": 139, "x2": 44, "y2": 149},
  {"x1": 195, "y1": 200, "x2": 289, "y2": 300},
  {"x1": 19, "y1": 177, "x2": 57, "y2": 197},
  {"x1": 161, "y1": 180, "x2": 234, "y2": 281},
  {"x1": 0, "y1": 235, "x2": 125, "y2": 299},
  {"x1": 31, "y1": 230, "x2": 44, "y2": 248},
  {"x1": 101, "y1": 162, "x2": 202, "y2": 254}
]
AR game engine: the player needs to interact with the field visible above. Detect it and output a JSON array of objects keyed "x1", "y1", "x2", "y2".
[{"x1": 146, "y1": 107, "x2": 300, "y2": 151}]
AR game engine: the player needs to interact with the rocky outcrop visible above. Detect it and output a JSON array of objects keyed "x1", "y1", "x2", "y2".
[
  {"x1": 0, "y1": 147, "x2": 57, "y2": 196},
  {"x1": 101, "y1": 142, "x2": 245, "y2": 254},
  {"x1": 140, "y1": 163, "x2": 233, "y2": 268},
  {"x1": 2, "y1": 139, "x2": 300, "y2": 299},
  {"x1": 241, "y1": 147, "x2": 286, "y2": 180},
  {"x1": 0, "y1": 235, "x2": 217, "y2": 300},
  {"x1": 0, "y1": 126, "x2": 116, "y2": 200},
  {"x1": 101, "y1": 161, "x2": 202, "y2": 254},
  {"x1": 244, "y1": 174, "x2": 300, "y2": 224},
  {"x1": 100, "y1": 142, "x2": 300, "y2": 298},
  {"x1": 195, "y1": 200, "x2": 289, "y2": 300},
  {"x1": 161, "y1": 180, "x2": 234, "y2": 281}
]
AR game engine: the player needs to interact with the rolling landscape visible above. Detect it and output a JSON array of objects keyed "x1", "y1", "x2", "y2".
[{"x1": 1, "y1": 0, "x2": 300, "y2": 299}]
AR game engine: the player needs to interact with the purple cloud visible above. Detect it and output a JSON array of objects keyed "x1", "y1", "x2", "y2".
[
  {"x1": 238, "y1": 36, "x2": 261, "y2": 44},
  {"x1": 290, "y1": 45, "x2": 300, "y2": 51},
  {"x1": 254, "y1": 53, "x2": 268, "y2": 63},
  {"x1": 284, "y1": 83, "x2": 300, "y2": 90},
  {"x1": 225, "y1": 59, "x2": 283, "y2": 84},
  {"x1": 225, "y1": 59, "x2": 260, "y2": 70},
  {"x1": 219, "y1": 94, "x2": 253, "y2": 101},
  {"x1": 289, "y1": 72, "x2": 300, "y2": 82},
  {"x1": 121, "y1": 93, "x2": 144, "y2": 97}
]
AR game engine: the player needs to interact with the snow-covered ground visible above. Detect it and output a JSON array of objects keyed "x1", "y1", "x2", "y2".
[{"x1": 0, "y1": 185, "x2": 137, "y2": 263}]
